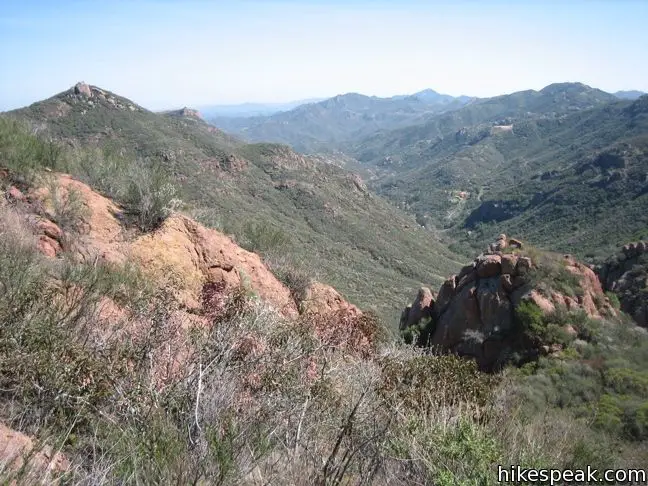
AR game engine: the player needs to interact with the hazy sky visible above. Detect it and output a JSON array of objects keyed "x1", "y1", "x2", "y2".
[{"x1": 1, "y1": 0, "x2": 647, "y2": 111}]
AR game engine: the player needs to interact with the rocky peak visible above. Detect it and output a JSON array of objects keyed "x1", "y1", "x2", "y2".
[
  {"x1": 400, "y1": 234, "x2": 618, "y2": 370},
  {"x1": 73, "y1": 81, "x2": 92, "y2": 98},
  {"x1": 179, "y1": 107, "x2": 202, "y2": 118}
]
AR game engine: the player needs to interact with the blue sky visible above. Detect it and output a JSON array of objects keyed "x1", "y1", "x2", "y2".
[{"x1": 1, "y1": 0, "x2": 647, "y2": 111}]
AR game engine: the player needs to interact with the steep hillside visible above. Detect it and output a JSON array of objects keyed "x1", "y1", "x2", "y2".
[
  {"x1": 351, "y1": 90, "x2": 648, "y2": 259},
  {"x1": 4, "y1": 83, "x2": 466, "y2": 322},
  {"x1": 208, "y1": 91, "x2": 468, "y2": 153}
]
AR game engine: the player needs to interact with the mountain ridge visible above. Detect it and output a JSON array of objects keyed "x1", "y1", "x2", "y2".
[{"x1": 206, "y1": 90, "x2": 471, "y2": 152}]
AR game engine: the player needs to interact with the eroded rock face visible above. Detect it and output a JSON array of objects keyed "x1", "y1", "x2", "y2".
[
  {"x1": 595, "y1": 241, "x2": 648, "y2": 328},
  {"x1": 401, "y1": 234, "x2": 618, "y2": 369},
  {"x1": 129, "y1": 215, "x2": 298, "y2": 317},
  {"x1": 0, "y1": 422, "x2": 69, "y2": 477}
]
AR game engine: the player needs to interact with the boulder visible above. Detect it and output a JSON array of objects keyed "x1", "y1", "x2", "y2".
[
  {"x1": 300, "y1": 282, "x2": 361, "y2": 318},
  {"x1": 74, "y1": 81, "x2": 92, "y2": 98},
  {"x1": 508, "y1": 238, "x2": 523, "y2": 249},
  {"x1": 130, "y1": 215, "x2": 298, "y2": 317},
  {"x1": 516, "y1": 257, "x2": 532, "y2": 275},
  {"x1": 37, "y1": 235, "x2": 61, "y2": 258},
  {"x1": 493, "y1": 234, "x2": 508, "y2": 251},
  {"x1": 500, "y1": 273, "x2": 514, "y2": 292},
  {"x1": 527, "y1": 290, "x2": 555, "y2": 314},
  {"x1": 434, "y1": 276, "x2": 457, "y2": 317},
  {"x1": 456, "y1": 270, "x2": 477, "y2": 292},
  {"x1": 477, "y1": 277, "x2": 513, "y2": 334},
  {"x1": 501, "y1": 254, "x2": 518, "y2": 275},
  {"x1": 476, "y1": 254, "x2": 502, "y2": 278},
  {"x1": 36, "y1": 218, "x2": 63, "y2": 241},
  {"x1": 400, "y1": 287, "x2": 434, "y2": 329},
  {"x1": 431, "y1": 283, "x2": 481, "y2": 349},
  {"x1": 0, "y1": 422, "x2": 69, "y2": 476},
  {"x1": 457, "y1": 262, "x2": 476, "y2": 280}
]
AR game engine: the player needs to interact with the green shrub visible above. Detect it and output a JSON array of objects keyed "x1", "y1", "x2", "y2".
[
  {"x1": 632, "y1": 401, "x2": 648, "y2": 440},
  {"x1": 604, "y1": 367, "x2": 648, "y2": 396},
  {"x1": 569, "y1": 311, "x2": 602, "y2": 342},
  {"x1": 42, "y1": 178, "x2": 89, "y2": 234},
  {"x1": 566, "y1": 438, "x2": 617, "y2": 470},
  {"x1": 427, "y1": 420, "x2": 502, "y2": 486},
  {"x1": 379, "y1": 354, "x2": 497, "y2": 414},
  {"x1": 515, "y1": 300, "x2": 545, "y2": 341},
  {"x1": 606, "y1": 291, "x2": 621, "y2": 310},
  {"x1": 0, "y1": 117, "x2": 64, "y2": 182},
  {"x1": 124, "y1": 163, "x2": 182, "y2": 231},
  {"x1": 593, "y1": 394, "x2": 624, "y2": 434},
  {"x1": 241, "y1": 220, "x2": 290, "y2": 256}
]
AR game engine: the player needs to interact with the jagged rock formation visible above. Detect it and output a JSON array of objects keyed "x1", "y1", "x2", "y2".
[
  {"x1": 65, "y1": 82, "x2": 142, "y2": 112},
  {"x1": 595, "y1": 241, "x2": 648, "y2": 328},
  {"x1": 400, "y1": 234, "x2": 617, "y2": 369}
]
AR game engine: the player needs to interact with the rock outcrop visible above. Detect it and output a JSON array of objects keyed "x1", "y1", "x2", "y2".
[
  {"x1": 300, "y1": 282, "x2": 361, "y2": 317},
  {"x1": 595, "y1": 241, "x2": 648, "y2": 328},
  {"x1": 0, "y1": 422, "x2": 69, "y2": 478},
  {"x1": 399, "y1": 287, "x2": 434, "y2": 331},
  {"x1": 129, "y1": 215, "x2": 298, "y2": 317},
  {"x1": 73, "y1": 81, "x2": 92, "y2": 98},
  {"x1": 5, "y1": 174, "x2": 298, "y2": 317},
  {"x1": 400, "y1": 235, "x2": 617, "y2": 369}
]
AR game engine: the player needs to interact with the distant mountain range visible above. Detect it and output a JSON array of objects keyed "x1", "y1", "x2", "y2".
[
  {"x1": 346, "y1": 84, "x2": 648, "y2": 258},
  {"x1": 199, "y1": 98, "x2": 326, "y2": 118},
  {"x1": 206, "y1": 84, "x2": 645, "y2": 154},
  {"x1": 207, "y1": 89, "x2": 472, "y2": 152},
  {"x1": 614, "y1": 90, "x2": 646, "y2": 100}
]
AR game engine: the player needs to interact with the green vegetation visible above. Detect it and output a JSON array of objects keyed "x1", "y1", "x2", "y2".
[
  {"x1": 0, "y1": 118, "x2": 65, "y2": 181},
  {"x1": 0, "y1": 209, "x2": 518, "y2": 484}
]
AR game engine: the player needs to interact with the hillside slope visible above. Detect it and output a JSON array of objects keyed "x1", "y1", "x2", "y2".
[
  {"x1": 5, "y1": 83, "x2": 466, "y2": 322},
  {"x1": 347, "y1": 88, "x2": 648, "y2": 259}
]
